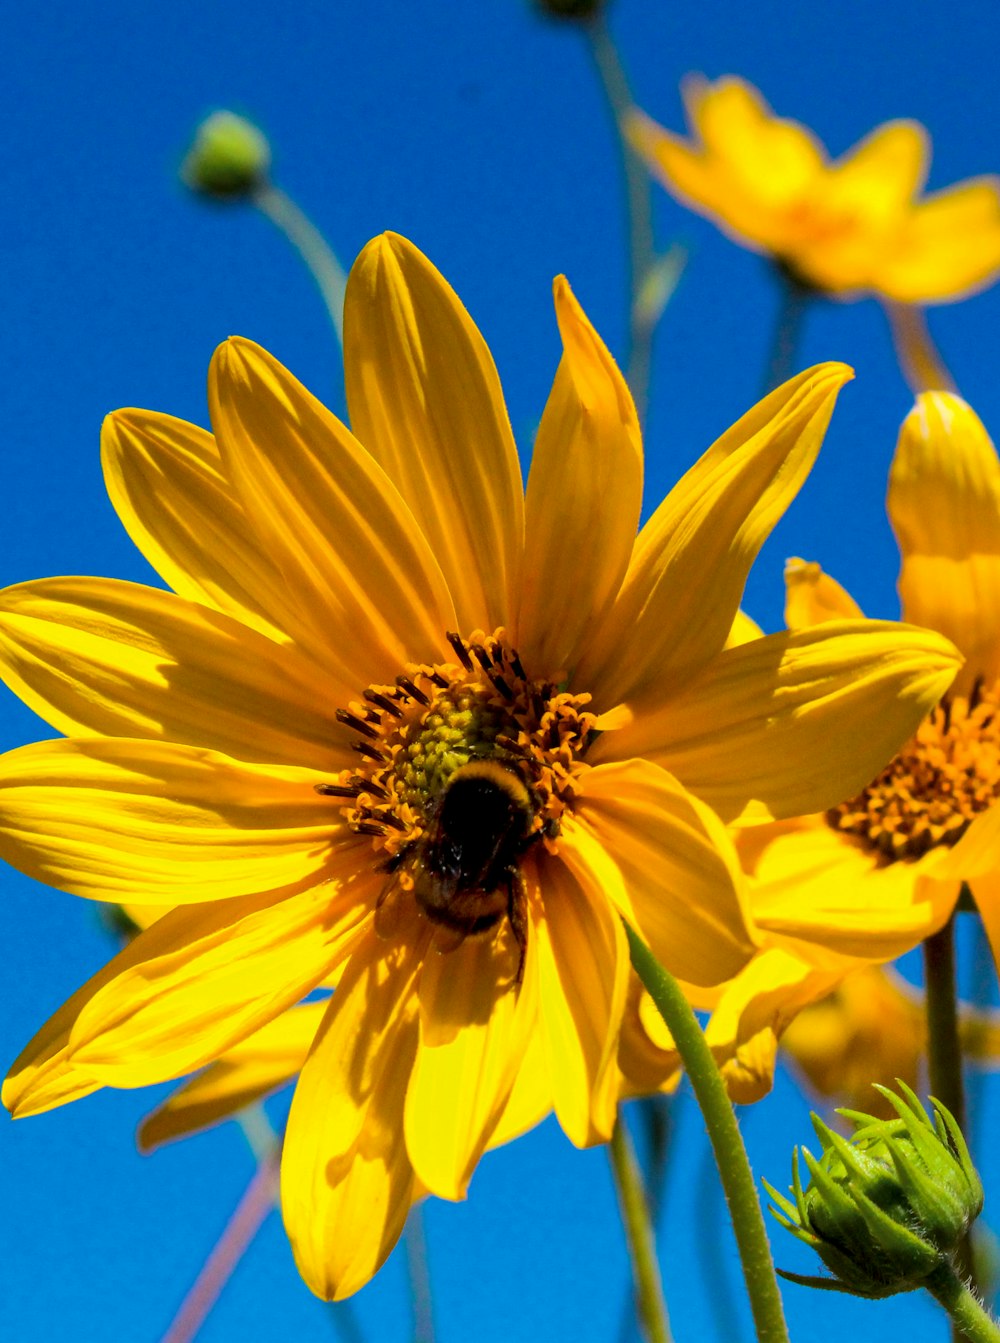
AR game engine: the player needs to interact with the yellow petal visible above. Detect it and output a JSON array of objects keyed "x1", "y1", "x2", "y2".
[
  {"x1": 565, "y1": 759, "x2": 755, "y2": 985},
  {"x1": 138, "y1": 1001, "x2": 326, "y2": 1152},
  {"x1": 101, "y1": 409, "x2": 292, "y2": 643},
  {"x1": 578, "y1": 363, "x2": 853, "y2": 709},
  {"x1": 344, "y1": 233, "x2": 523, "y2": 634},
  {"x1": 889, "y1": 392, "x2": 1000, "y2": 688},
  {"x1": 825, "y1": 120, "x2": 928, "y2": 217},
  {"x1": 935, "y1": 802, "x2": 1000, "y2": 882},
  {"x1": 0, "y1": 577, "x2": 351, "y2": 772},
  {"x1": 876, "y1": 178, "x2": 1000, "y2": 303},
  {"x1": 0, "y1": 737, "x2": 344, "y2": 902},
  {"x1": 487, "y1": 1027, "x2": 551, "y2": 1150},
  {"x1": 597, "y1": 621, "x2": 960, "y2": 824},
  {"x1": 281, "y1": 930, "x2": 421, "y2": 1300},
  {"x1": 966, "y1": 873, "x2": 1000, "y2": 987},
  {"x1": 725, "y1": 609, "x2": 764, "y2": 648},
  {"x1": 405, "y1": 920, "x2": 536, "y2": 1201},
  {"x1": 209, "y1": 336, "x2": 455, "y2": 695},
  {"x1": 784, "y1": 557, "x2": 864, "y2": 629},
  {"x1": 5, "y1": 872, "x2": 370, "y2": 1112},
  {"x1": 530, "y1": 851, "x2": 627, "y2": 1147},
  {"x1": 740, "y1": 816, "x2": 957, "y2": 958},
  {"x1": 518, "y1": 277, "x2": 642, "y2": 678}
]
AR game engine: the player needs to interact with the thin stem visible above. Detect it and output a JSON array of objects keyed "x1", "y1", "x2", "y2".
[
  {"x1": 926, "y1": 1263, "x2": 1000, "y2": 1343},
  {"x1": 696, "y1": 1138, "x2": 748, "y2": 1343},
  {"x1": 584, "y1": 14, "x2": 657, "y2": 423},
  {"x1": 609, "y1": 1114, "x2": 673, "y2": 1343},
  {"x1": 762, "y1": 265, "x2": 813, "y2": 395},
  {"x1": 884, "y1": 301, "x2": 958, "y2": 395},
  {"x1": 404, "y1": 1202, "x2": 436, "y2": 1343},
  {"x1": 252, "y1": 182, "x2": 347, "y2": 350},
  {"x1": 925, "y1": 913, "x2": 977, "y2": 1294},
  {"x1": 625, "y1": 924, "x2": 789, "y2": 1343},
  {"x1": 161, "y1": 1151, "x2": 280, "y2": 1343}
]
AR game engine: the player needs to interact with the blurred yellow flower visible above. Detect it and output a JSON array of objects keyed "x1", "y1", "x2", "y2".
[
  {"x1": 0, "y1": 235, "x2": 957, "y2": 1300},
  {"x1": 628, "y1": 75, "x2": 1000, "y2": 302}
]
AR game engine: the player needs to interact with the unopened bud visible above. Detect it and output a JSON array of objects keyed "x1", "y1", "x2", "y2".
[
  {"x1": 181, "y1": 111, "x2": 270, "y2": 201},
  {"x1": 765, "y1": 1083, "x2": 983, "y2": 1298}
]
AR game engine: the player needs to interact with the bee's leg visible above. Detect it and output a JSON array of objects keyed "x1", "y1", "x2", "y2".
[{"x1": 507, "y1": 869, "x2": 529, "y2": 988}]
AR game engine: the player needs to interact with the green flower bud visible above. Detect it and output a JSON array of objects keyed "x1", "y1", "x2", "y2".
[
  {"x1": 764, "y1": 1083, "x2": 984, "y2": 1299},
  {"x1": 181, "y1": 111, "x2": 271, "y2": 201}
]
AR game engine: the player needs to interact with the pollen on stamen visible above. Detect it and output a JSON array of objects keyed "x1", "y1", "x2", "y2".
[
  {"x1": 315, "y1": 629, "x2": 600, "y2": 867},
  {"x1": 826, "y1": 682, "x2": 1000, "y2": 861}
]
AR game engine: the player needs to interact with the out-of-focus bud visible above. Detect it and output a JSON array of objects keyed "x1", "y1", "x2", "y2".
[
  {"x1": 533, "y1": 0, "x2": 606, "y2": 21},
  {"x1": 765, "y1": 1083, "x2": 983, "y2": 1298},
  {"x1": 181, "y1": 111, "x2": 271, "y2": 201}
]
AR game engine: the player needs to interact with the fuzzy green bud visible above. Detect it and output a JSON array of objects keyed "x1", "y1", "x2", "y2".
[
  {"x1": 765, "y1": 1083, "x2": 983, "y2": 1299},
  {"x1": 181, "y1": 111, "x2": 270, "y2": 201}
]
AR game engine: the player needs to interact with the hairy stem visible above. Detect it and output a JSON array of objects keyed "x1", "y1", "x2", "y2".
[{"x1": 625, "y1": 923, "x2": 789, "y2": 1343}]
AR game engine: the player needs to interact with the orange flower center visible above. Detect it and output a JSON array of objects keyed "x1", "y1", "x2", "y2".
[{"x1": 826, "y1": 679, "x2": 1000, "y2": 861}]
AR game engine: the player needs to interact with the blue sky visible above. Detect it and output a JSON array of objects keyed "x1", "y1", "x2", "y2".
[{"x1": 3, "y1": 2, "x2": 1000, "y2": 1339}]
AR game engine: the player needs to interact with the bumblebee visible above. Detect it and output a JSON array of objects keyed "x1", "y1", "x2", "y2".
[{"x1": 378, "y1": 760, "x2": 535, "y2": 980}]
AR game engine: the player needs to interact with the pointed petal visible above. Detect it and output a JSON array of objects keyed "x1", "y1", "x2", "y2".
[
  {"x1": 0, "y1": 577, "x2": 352, "y2": 771},
  {"x1": 101, "y1": 409, "x2": 292, "y2": 642},
  {"x1": 784, "y1": 558, "x2": 864, "y2": 629},
  {"x1": 825, "y1": 121, "x2": 928, "y2": 219},
  {"x1": 487, "y1": 1028, "x2": 551, "y2": 1150},
  {"x1": 877, "y1": 178, "x2": 1000, "y2": 303},
  {"x1": 726, "y1": 609, "x2": 764, "y2": 648},
  {"x1": 529, "y1": 852, "x2": 627, "y2": 1147},
  {"x1": 740, "y1": 816, "x2": 957, "y2": 958},
  {"x1": 344, "y1": 233, "x2": 523, "y2": 634},
  {"x1": 889, "y1": 392, "x2": 1000, "y2": 688},
  {"x1": 5, "y1": 870, "x2": 371, "y2": 1111},
  {"x1": 281, "y1": 930, "x2": 421, "y2": 1300},
  {"x1": 565, "y1": 759, "x2": 755, "y2": 985},
  {"x1": 595, "y1": 622, "x2": 961, "y2": 823},
  {"x1": 0, "y1": 737, "x2": 345, "y2": 902},
  {"x1": 966, "y1": 873, "x2": 1000, "y2": 982},
  {"x1": 405, "y1": 920, "x2": 536, "y2": 1200},
  {"x1": 579, "y1": 364, "x2": 853, "y2": 709},
  {"x1": 518, "y1": 277, "x2": 642, "y2": 676},
  {"x1": 138, "y1": 1001, "x2": 326, "y2": 1152},
  {"x1": 209, "y1": 336, "x2": 455, "y2": 694}
]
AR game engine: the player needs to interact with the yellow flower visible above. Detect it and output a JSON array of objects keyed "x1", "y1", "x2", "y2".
[
  {"x1": 722, "y1": 393, "x2": 1000, "y2": 1044},
  {"x1": 628, "y1": 75, "x2": 1000, "y2": 302},
  {"x1": 782, "y1": 964, "x2": 1000, "y2": 1118},
  {"x1": 0, "y1": 234, "x2": 958, "y2": 1300}
]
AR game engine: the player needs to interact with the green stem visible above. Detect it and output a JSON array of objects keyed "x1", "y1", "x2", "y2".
[
  {"x1": 252, "y1": 182, "x2": 347, "y2": 349},
  {"x1": 925, "y1": 912, "x2": 977, "y2": 1296},
  {"x1": 609, "y1": 1114, "x2": 673, "y2": 1343},
  {"x1": 584, "y1": 15, "x2": 657, "y2": 424},
  {"x1": 762, "y1": 265, "x2": 812, "y2": 395},
  {"x1": 625, "y1": 924, "x2": 789, "y2": 1343},
  {"x1": 926, "y1": 1263, "x2": 1000, "y2": 1343}
]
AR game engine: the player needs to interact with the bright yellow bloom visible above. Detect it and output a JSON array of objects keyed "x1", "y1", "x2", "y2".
[
  {"x1": 628, "y1": 76, "x2": 1000, "y2": 302},
  {"x1": 0, "y1": 234, "x2": 958, "y2": 1300},
  {"x1": 715, "y1": 393, "x2": 1000, "y2": 1075}
]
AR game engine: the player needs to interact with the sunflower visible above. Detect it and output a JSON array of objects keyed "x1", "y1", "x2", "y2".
[
  {"x1": 0, "y1": 234, "x2": 958, "y2": 1299},
  {"x1": 627, "y1": 75, "x2": 1000, "y2": 302}
]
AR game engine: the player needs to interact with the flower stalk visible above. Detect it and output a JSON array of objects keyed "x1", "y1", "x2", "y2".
[
  {"x1": 624, "y1": 922, "x2": 790, "y2": 1343},
  {"x1": 609, "y1": 1114, "x2": 673, "y2": 1343},
  {"x1": 762, "y1": 265, "x2": 813, "y2": 395},
  {"x1": 925, "y1": 1263, "x2": 1000, "y2": 1343},
  {"x1": 252, "y1": 182, "x2": 348, "y2": 350}
]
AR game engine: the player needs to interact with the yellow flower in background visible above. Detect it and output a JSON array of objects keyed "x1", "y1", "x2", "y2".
[
  {"x1": 782, "y1": 964, "x2": 1000, "y2": 1118},
  {"x1": 723, "y1": 393, "x2": 1000, "y2": 1045},
  {"x1": 627, "y1": 75, "x2": 1000, "y2": 302},
  {"x1": 0, "y1": 234, "x2": 957, "y2": 1300}
]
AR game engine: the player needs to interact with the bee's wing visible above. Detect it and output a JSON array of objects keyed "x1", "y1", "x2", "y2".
[{"x1": 374, "y1": 870, "x2": 409, "y2": 941}]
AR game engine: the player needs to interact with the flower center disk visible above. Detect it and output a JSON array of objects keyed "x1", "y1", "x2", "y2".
[
  {"x1": 319, "y1": 630, "x2": 597, "y2": 930},
  {"x1": 826, "y1": 679, "x2": 1000, "y2": 861}
]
